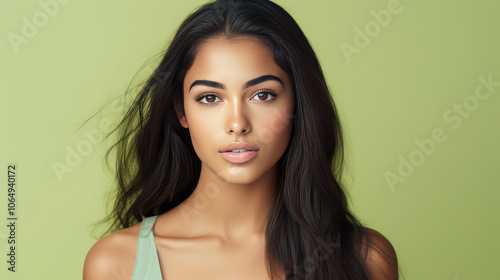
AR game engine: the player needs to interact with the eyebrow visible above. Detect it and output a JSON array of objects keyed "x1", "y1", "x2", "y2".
[{"x1": 189, "y1": 74, "x2": 284, "y2": 92}]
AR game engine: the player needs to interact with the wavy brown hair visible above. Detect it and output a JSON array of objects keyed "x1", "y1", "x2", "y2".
[{"x1": 87, "y1": 0, "x2": 400, "y2": 279}]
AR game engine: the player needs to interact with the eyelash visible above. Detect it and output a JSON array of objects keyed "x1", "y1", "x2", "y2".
[{"x1": 194, "y1": 89, "x2": 278, "y2": 106}]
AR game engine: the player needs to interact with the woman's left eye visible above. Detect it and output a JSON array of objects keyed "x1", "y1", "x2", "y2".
[{"x1": 251, "y1": 90, "x2": 277, "y2": 102}]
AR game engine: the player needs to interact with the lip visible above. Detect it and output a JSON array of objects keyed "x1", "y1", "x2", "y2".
[
  {"x1": 220, "y1": 150, "x2": 258, "y2": 164},
  {"x1": 219, "y1": 142, "x2": 260, "y2": 164},
  {"x1": 219, "y1": 142, "x2": 260, "y2": 153}
]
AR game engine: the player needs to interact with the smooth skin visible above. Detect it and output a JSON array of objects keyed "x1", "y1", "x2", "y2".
[{"x1": 83, "y1": 36, "x2": 398, "y2": 280}]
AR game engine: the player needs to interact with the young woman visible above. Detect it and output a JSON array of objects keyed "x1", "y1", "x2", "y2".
[{"x1": 83, "y1": 0, "x2": 399, "y2": 279}]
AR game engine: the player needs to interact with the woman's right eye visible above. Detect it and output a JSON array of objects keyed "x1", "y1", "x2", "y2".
[{"x1": 196, "y1": 94, "x2": 220, "y2": 106}]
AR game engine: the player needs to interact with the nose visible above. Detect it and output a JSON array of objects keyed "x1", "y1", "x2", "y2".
[{"x1": 225, "y1": 101, "x2": 251, "y2": 135}]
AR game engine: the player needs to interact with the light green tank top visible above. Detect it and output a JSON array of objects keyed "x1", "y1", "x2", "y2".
[{"x1": 131, "y1": 215, "x2": 163, "y2": 279}]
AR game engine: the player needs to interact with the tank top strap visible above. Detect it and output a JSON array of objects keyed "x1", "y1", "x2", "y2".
[
  {"x1": 139, "y1": 215, "x2": 158, "y2": 237},
  {"x1": 131, "y1": 215, "x2": 163, "y2": 279}
]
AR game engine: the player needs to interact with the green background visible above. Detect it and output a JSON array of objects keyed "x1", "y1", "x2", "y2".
[{"x1": 1, "y1": 0, "x2": 498, "y2": 279}]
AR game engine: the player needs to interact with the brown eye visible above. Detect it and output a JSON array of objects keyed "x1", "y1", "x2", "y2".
[
  {"x1": 195, "y1": 94, "x2": 221, "y2": 106},
  {"x1": 252, "y1": 90, "x2": 277, "y2": 102},
  {"x1": 257, "y1": 92, "x2": 269, "y2": 101},
  {"x1": 205, "y1": 95, "x2": 216, "y2": 103}
]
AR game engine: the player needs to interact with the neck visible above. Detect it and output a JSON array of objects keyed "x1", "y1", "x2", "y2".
[{"x1": 177, "y1": 163, "x2": 278, "y2": 244}]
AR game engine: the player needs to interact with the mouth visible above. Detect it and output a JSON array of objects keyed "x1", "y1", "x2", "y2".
[
  {"x1": 219, "y1": 150, "x2": 258, "y2": 163},
  {"x1": 219, "y1": 149, "x2": 258, "y2": 153},
  {"x1": 218, "y1": 142, "x2": 260, "y2": 163}
]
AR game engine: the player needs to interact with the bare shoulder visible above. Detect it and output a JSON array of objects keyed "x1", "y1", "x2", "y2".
[
  {"x1": 359, "y1": 227, "x2": 399, "y2": 280},
  {"x1": 83, "y1": 222, "x2": 142, "y2": 280}
]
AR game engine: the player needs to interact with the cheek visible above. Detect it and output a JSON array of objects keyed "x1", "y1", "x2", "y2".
[
  {"x1": 184, "y1": 109, "x2": 219, "y2": 159},
  {"x1": 255, "y1": 106, "x2": 294, "y2": 147}
]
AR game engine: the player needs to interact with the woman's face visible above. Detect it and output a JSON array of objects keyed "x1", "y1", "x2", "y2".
[{"x1": 178, "y1": 36, "x2": 295, "y2": 184}]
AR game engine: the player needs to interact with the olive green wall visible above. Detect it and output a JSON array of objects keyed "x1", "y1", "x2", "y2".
[{"x1": 0, "y1": 0, "x2": 498, "y2": 279}]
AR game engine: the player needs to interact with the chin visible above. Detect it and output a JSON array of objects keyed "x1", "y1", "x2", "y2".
[{"x1": 223, "y1": 168, "x2": 261, "y2": 183}]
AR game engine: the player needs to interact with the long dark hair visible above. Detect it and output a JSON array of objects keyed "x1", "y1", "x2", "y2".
[{"x1": 89, "y1": 0, "x2": 397, "y2": 279}]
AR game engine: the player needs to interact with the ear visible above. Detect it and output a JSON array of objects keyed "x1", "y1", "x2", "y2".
[{"x1": 173, "y1": 94, "x2": 189, "y2": 128}]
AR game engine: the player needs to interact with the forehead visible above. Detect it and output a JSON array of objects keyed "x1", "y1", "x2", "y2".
[{"x1": 183, "y1": 36, "x2": 288, "y2": 90}]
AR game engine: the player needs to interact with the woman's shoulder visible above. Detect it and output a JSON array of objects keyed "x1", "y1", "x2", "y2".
[
  {"x1": 83, "y1": 221, "x2": 143, "y2": 280},
  {"x1": 357, "y1": 226, "x2": 399, "y2": 280}
]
